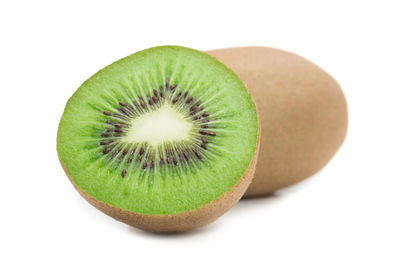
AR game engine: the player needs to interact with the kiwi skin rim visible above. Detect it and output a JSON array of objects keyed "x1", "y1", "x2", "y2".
[{"x1": 58, "y1": 114, "x2": 260, "y2": 233}]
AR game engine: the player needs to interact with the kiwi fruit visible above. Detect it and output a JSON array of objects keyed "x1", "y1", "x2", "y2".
[
  {"x1": 208, "y1": 47, "x2": 348, "y2": 197},
  {"x1": 57, "y1": 46, "x2": 259, "y2": 232}
]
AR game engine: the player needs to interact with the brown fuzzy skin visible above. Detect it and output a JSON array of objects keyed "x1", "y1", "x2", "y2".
[
  {"x1": 59, "y1": 127, "x2": 259, "y2": 232},
  {"x1": 208, "y1": 47, "x2": 348, "y2": 198}
]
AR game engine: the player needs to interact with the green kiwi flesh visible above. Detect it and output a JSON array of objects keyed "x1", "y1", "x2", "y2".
[{"x1": 57, "y1": 46, "x2": 258, "y2": 221}]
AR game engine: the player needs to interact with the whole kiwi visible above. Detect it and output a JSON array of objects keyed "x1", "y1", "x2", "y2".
[{"x1": 208, "y1": 47, "x2": 348, "y2": 198}]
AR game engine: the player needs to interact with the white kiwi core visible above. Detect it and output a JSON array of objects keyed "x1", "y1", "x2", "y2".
[{"x1": 123, "y1": 103, "x2": 193, "y2": 146}]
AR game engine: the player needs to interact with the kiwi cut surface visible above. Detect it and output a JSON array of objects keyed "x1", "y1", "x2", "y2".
[
  {"x1": 57, "y1": 46, "x2": 259, "y2": 231},
  {"x1": 208, "y1": 47, "x2": 348, "y2": 197}
]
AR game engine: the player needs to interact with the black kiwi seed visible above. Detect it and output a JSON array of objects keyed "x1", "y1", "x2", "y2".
[
  {"x1": 170, "y1": 84, "x2": 177, "y2": 90},
  {"x1": 109, "y1": 153, "x2": 115, "y2": 159},
  {"x1": 199, "y1": 130, "x2": 207, "y2": 135},
  {"x1": 208, "y1": 132, "x2": 216, "y2": 136},
  {"x1": 186, "y1": 97, "x2": 193, "y2": 104},
  {"x1": 160, "y1": 87, "x2": 164, "y2": 98},
  {"x1": 120, "y1": 108, "x2": 129, "y2": 115},
  {"x1": 183, "y1": 151, "x2": 189, "y2": 161},
  {"x1": 103, "y1": 147, "x2": 112, "y2": 154},
  {"x1": 100, "y1": 140, "x2": 113, "y2": 145},
  {"x1": 165, "y1": 77, "x2": 170, "y2": 88},
  {"x1": 142, "y1": 162, "x2": 148, "y2": 170},
  {"x1": 121, "y1": 169, "x2": 127, "y2": 178},
  {"x1": 201, "y1": 138, "x2": 208, "y2": 144},
  {"x1": 103, "y1": 111, "x2": 111, "y2": 116},
  {"x1": 202, "y1": 112, "x2": 209, "y2": 117},
  {"x1": 193, "y1": 149, "x2": 203, "y2": 160},
  {"x1": 153, "y1": 89, "x2": 158, "y2": 96},
  {"x1": 119, "y1": 101, "x2": 127, "y2": 106}
]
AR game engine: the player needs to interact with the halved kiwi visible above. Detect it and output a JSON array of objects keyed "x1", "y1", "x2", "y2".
[{"x1": 57, "y1": 46, "x2": 259, "y2": 232}]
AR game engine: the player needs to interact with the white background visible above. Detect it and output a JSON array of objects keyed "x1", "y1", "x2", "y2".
[{"x1": 1, "y1": 1, "x2": 399, "y2": 266}]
